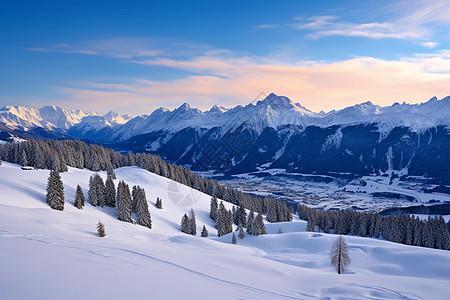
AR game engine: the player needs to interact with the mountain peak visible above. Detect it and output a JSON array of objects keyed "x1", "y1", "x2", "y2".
[
  {"x1": 178, "y1": 102, "x2": 191, "y2": 110},
  {"x1": 259, "y1": 93, "x2": 295, "y2": 109}
]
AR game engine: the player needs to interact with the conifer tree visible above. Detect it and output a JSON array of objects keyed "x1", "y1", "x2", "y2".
[
  {"x1": 232, "y1": 232, "x2": 237, "y2": 244},
  {"x1": 181, "y1": 214, "x2": 190, "y2": 234},
  {"x1": 330, "y1": 235, "x2": 350, "y2": 274},
  {"x1": 189, "y1": 208, "x2": 197, "y2": 235},
  {"x1": 307, "y1": 217, "x2": 316, "y2": 232},
  {"x1": 247, "y1": 210, "x2": 255, "y2": 234},
  {"x1": 238, "y1": 225, "x2": 245, "y2": 239},
  {"x1": 238, "y1": 205, "x2": 247, "y2": 227},
  {"x1": 117, "y1": 181, "x2": 132, "y2": 222},
  {"x1": 74, "y1": 184, "x2": 85, "y2": 209},
  {"x1": 106, "y1": 166, "x2": 116, "y2": 180},
  {"x1": 210, "y1": 196, "x2": 218, "y2": 221},
  {"x1": 105, "y1": 175, "x2": 116, "y2": 207},
  {"x1": 252, "y1": 213, "x2": 267, "y2": 235},
  {"x1": 155, "y1": 197, "x2": 163, "y2": 209},
  {"x1": 46, "y1": 170, "x2": 65, "y2": 211},
  {"x1": 201, "y1": 225, "x2": 208, "y2": 237},
  {"x1": 88, "y1": 175, "x2": 98, "y2": 206},
  {"x1": 97, "y1": 221, "x2": 106, "y2": 237},
  {"x1": 135, "y1": 186, "x2": 152, "y2": 229}
]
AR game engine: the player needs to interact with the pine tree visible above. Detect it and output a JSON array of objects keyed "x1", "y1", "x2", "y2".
[
  {"x1": 97, "y1": 221, "x2": 106, "y2": 237},
  {"x1": 232, "y1": 232, "x2": 237, "y2": 244},
  {"x1": 88, "y1": 175, "x2": 98, "y2": 206},
  {"x1": 238, "y1": 225, "x2": 245, "y2": 239},
  {"x1": 21, "y1": 150, "x2": 28, "y2": 167},
  {"x1": 181, "y1": 214, "x2": 190, "y2": 234},
  {"x1": 155, "y1": 197, "x2": 163, "y2": 209},
  {"x1": 106, "y1": 166, "x2": 116, "y2": 180},
  {"x1": 135, "y1": 186, "x2": 152, "y2": 229},
  {"x1": 238, "y1": 205, "x2": 247, "y2": 227},
  {"x1": 307, "y1": 217, "x2": 316, "y2": 232},
  {"x1": 46, "y1": 170, "x2": 65, "y2": 211},
  {"x1": 74, "y1": 184, "x2": 85, "y2": 209},
  {"x1": 247, "y1": 210, "x2": 255, "y2": 234},
  {"x1": 330, "y1": 235, "x2": 350, "y2": 274},
  {"x1": 105, "y1": 175, "x2": 116, "y2": 207},
  {"x1": 201, "y1": 225, "x2": 208, "y2": 237},
  {"x1": 210, "y1": 196, "x2": 218, "y2": 221},
  {"x1": 117, "y1": 181, "x2": 132, "y2": 223},
  {"x1": 253, "y1": 213, "x2": 267, "y2": 236},
  {"x1": 189, "y1": 208, "x2": 197, "y2": 235}
]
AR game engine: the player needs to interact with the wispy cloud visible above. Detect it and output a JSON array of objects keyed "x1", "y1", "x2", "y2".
[
  {"x1": 50, "y1": 49, "x2": 450, "y2": 114},
  {"x1": 27, "y1": 37, "x2": 215, "y2": 59},
  {"x1": 421, "y1": 42, "x2": 439, "y2": 49},
  {"x1": 28, "y1": 38, "x2": 164, "y2": 58},
  {"x1": 259, "y1": 0, "x2": 450, "y2": 41}
]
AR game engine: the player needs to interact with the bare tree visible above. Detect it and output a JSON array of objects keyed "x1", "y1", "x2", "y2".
[{"x1": 330, "y1": 235, "x2": 350, "y2": 274}]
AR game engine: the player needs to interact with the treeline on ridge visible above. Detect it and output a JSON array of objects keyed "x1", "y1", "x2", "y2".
[{"x1": 0, "y1": 139, "x2": 292, "y2": 222}]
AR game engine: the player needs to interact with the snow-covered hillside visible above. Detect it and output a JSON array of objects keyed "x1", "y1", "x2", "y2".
[{"x1": 1, "y1": 162, "x2": 449, "y2": 299}]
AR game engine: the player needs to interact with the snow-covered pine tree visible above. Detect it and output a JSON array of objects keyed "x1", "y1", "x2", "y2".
[
  {"x1": 217, "y1": 202, "x2": 231, "y2": 237},
  {"x1": 330, "y1": 235, "x2": 350, "y2": 274},
  {"x1": 247, "y1": 210, "x2": 255, "y2": 234},
  {"x1": 181, "y1": 214, "x2": 190, "y2": 234},
  {"x1": 21, "y1": 150, "x2": 28, "y2": 167},
  {"x1": 95, "y1": 174, "x2": 106, "y2": 207},
  {"x1": 105, "y1": 175, "x2": 116, "y2": 207},
  {"x1": 189, "y1": 208, "x2": 197, "y2": 235},
  {"x1": 252, "y1": 213, "x2": 267, "y2": 235},
  {"x1": 106, "y1": 165, "x2": 116, "y2": 180},
  {"x1": 88, "y1": 175, "x2": 98, "y2": 206},
  {"x1": 74, "y1": 184, "x2": 85, "y2": 209},
  {"x1": 201, "y1": 225, "x2": 208, "y2": 237},
  {"x1": 46, "y1": 170, "x2": 65, "y2": 211},
  {"x1": 135, "y1": 186, "x2": 152, "y2": 229},
  {"x1": 238, "y1": 225, "x2": 245, "y2": 239},
  {"x1": 132, "y1": 185, "x2": 139, "y2": 213},
  {"x1": 232, "y1": 232, "x2": 237, "y2": 244},
  {"x1": 117, "y1": 181, "x2": 132, "y2": 223},
  {"x1": 210, "y1": 196, "x2": 218, "y2": 221},
  {"x1": 266, "y1": 203, "x2": 278, "y2": 223},
  {"x1": 306, "y1": 217, "x2": 316, "y2": 232},
  {"x1": 97, "y1": 221, "x2": 106, "y2": 237},
  {"x1": 238, "y1": 205, "x2": 247, "y2": 227}
]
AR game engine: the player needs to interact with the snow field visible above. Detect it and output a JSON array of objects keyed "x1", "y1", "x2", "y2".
[{"x1": 1, "y1": 162, "x2": 449, "y2": 299}]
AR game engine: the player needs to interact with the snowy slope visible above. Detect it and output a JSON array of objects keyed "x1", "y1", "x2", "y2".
[{"x1": 1, "y1": 162, "x2": 449, "y2": 299}]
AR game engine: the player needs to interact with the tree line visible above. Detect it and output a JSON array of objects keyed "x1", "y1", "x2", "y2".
[
  {"x1": 0, "y1": 139, "x2": 292, "y2": 222},
  {"x1": 299, "y1": 204, "x2": 450, "y2": 250}
]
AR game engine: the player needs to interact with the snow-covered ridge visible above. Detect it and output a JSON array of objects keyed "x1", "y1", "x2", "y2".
[
  {"x1": 0, "y1": 105, "x2": 130, "y2": 131},
  {"x1": 1, "y1": 94, "x2": 449, "y2": 141},
  {"x1": 111, "y1": 93, "x2": 450, "y2": 141}
]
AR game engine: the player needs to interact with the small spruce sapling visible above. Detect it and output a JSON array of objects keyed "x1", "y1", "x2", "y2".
[
  {"x1": 201, "y1": 225, "x2": 208, "y2": 237},
  {"x1": 97, "y1": 221, "x2": 106, "y2": 237}
]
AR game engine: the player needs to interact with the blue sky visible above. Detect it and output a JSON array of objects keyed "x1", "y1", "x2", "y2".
[{"x1": 2, "y1": 0, "x2": 450, "y2": 115}]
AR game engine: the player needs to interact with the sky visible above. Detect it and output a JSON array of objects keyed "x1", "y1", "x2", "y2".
[{"x1": 2, "y1": 0, "x2": 450, "y2": 115}]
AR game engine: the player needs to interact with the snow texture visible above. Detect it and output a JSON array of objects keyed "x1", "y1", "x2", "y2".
[{"x1": 1, "y1": 162, "x2": 449, "y2": 299}]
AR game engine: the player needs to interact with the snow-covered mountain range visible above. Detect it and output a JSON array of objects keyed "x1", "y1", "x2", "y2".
[{"x1": 1, "y1": 93, "x2": 449, "y2": 182}]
